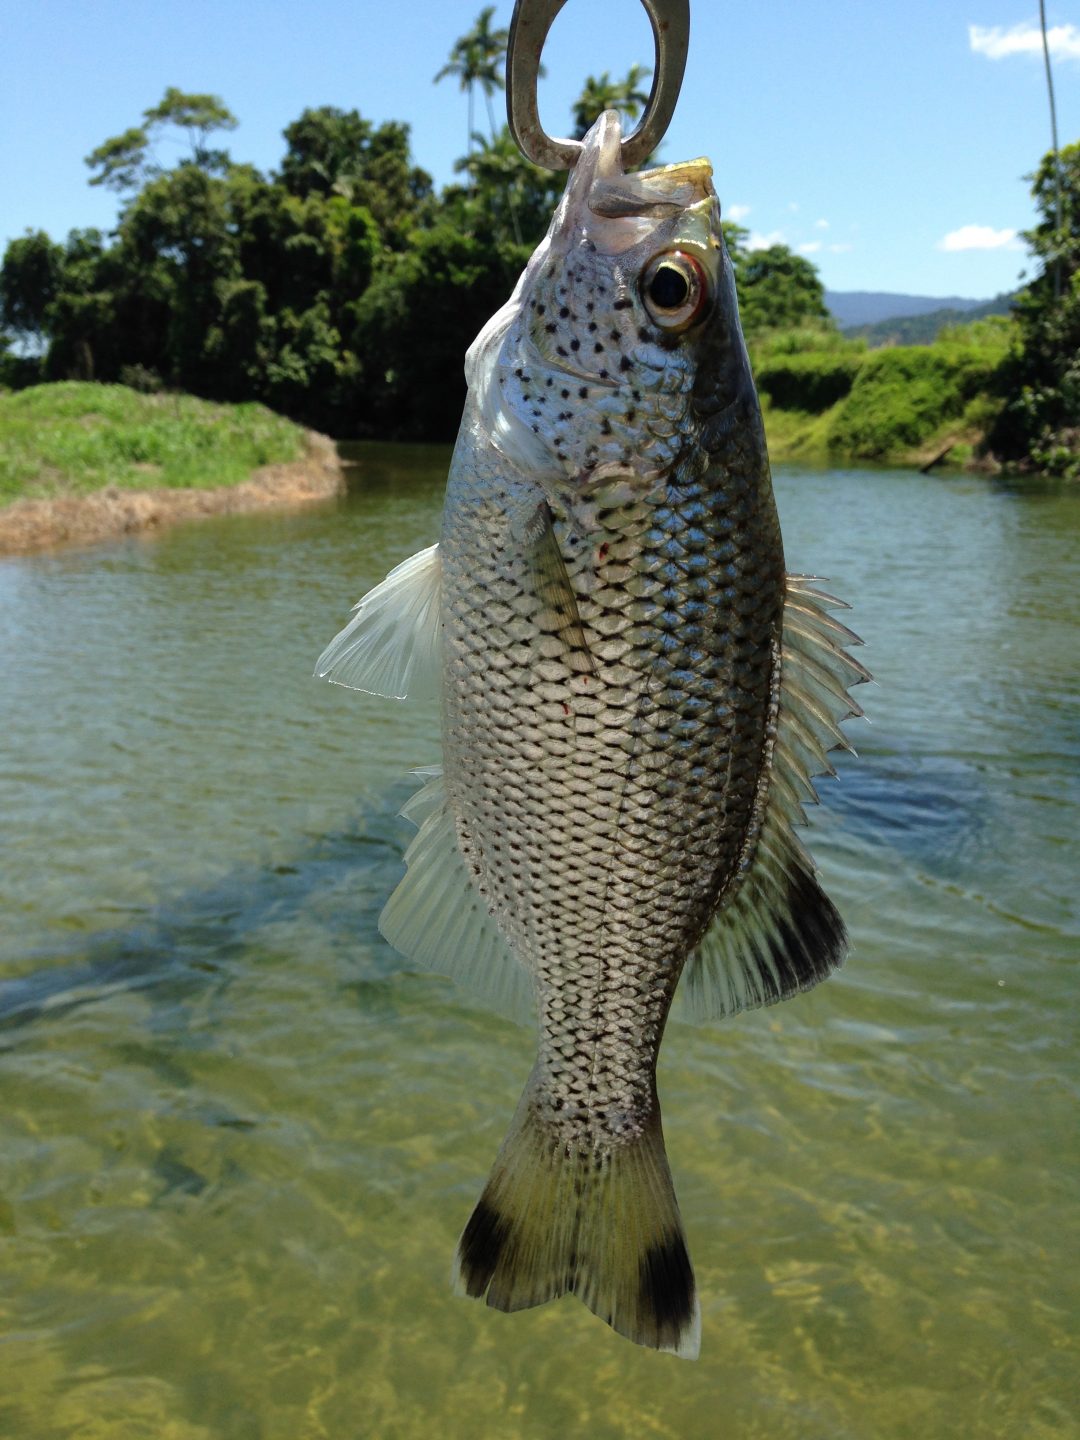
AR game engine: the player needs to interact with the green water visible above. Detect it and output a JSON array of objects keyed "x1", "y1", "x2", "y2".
[{"x1": 1, "y1": 445, "x2": 1077, "y2": 1440}]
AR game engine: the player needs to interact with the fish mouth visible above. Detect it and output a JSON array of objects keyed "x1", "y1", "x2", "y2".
[{"x1": 636, "y1": 157, "x2": 714, "y2": 189}]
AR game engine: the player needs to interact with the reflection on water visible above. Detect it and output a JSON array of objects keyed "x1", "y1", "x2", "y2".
[{"x1": 0, "y1": 451, "x2": 1077, "y2": 1439}]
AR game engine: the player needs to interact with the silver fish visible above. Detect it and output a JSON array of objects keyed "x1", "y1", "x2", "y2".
[{"x1": 316, "y1": 113, "x2": 868, "y2": 1359}]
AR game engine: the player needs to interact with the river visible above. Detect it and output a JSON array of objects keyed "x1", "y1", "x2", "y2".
[{"x1": 0, "y1": 445, "x2": 1076, "y2": 1439}]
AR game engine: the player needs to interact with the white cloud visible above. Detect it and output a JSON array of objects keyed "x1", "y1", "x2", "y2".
[
  {"x1": 969, "y1": 21, "x2": 1080, "y2": 61},
  {"x1": 937, "y1": 224, "x2": 1019, "y2": 251},
  {"x1": 828, "y1": 242, "x2": 853, "y2": 253},
  {"x1": 746, "y1": 230, "x2": 786, "y2": 251},
  {"x1": 799, "y1": 241, "x2": 822, "y2": 254},
  {"x1": 815, "y1": 218, "x2": 829, "y2": 230},
  {"x1": 726, "y1": 202, "x2": 751, "y2": 222}
]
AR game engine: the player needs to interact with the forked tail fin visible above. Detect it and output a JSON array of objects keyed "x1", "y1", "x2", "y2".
[{"x1": 453, "y1": 1091, "x2": 700, "y2": 1358}]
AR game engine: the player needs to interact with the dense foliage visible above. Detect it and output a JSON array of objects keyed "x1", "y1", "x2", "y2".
[
  {"x1": 1, "y1": 61, "x2": 835, "y2": 442},
  {"x1": 988, "y1": 141, "x2": 1080, "y2": 478}
]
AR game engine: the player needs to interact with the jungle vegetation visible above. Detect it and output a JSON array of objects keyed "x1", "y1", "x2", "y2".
[{"x1": 0, "y1": 10, "x2": 1075, "y2": 477}]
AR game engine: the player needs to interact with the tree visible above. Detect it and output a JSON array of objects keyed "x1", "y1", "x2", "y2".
[
  {"x1": 571, "y1": 64, "x2": 651, "y2": 141},
  {"x1": 453, "y1": 126, "x2": 562, "y2": 246},
  {"x1": 0, "y1": 230, "x2": 63, "y2": 339},
  {"x1": 278, "y1": 107, "x2": 432, "y2": 248},
  {"x1": 1038, "y1": 0, "x2": 1063, "y2": 299},
  {"x1": 84, "y1": 88, "x2": 237, "y2": 193},
  {"x1": 723, "y1": 231, "x2": 832, "y2": 334},
  {"x1": 435, "y1": 7, "x2": 510, "y2": 169},
  {"x1": 989, "y1": 141, "x2": 1079, "y2": 477},
  {"x1": 351, "y1": 225, "x2": 528, "y2": 439}
]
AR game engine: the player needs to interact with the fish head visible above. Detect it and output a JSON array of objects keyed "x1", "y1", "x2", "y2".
[{"x1": 469, "y1": 112, "x2": 752, "y2": 500}]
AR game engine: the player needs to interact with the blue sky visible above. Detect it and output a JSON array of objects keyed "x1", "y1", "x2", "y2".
[{"x1": 1, "y1": 0, "x2": 1077, "y2": 298}]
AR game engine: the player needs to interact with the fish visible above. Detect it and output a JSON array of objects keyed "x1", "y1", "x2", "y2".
[{"x1": 315, "y1": 112, "x2": 868, "y2": 1359}]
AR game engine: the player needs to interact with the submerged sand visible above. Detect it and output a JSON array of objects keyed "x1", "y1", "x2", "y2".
[{"x1": 0, "y1": 431, "x2": 346, "y2": 558}]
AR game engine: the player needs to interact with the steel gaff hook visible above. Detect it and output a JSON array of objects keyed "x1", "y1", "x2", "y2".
[{"x1": 506, "y1": 0, "x2": 690, "y2": 171}]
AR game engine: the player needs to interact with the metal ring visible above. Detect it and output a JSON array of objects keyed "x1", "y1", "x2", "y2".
[{"x1": 506, "y1": 0, "x2": 690, "y2": 171}]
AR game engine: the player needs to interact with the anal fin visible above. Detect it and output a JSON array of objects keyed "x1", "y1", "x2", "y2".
[{"x1": 379, "y1": 770, "x2": 534, "y2": 1025}]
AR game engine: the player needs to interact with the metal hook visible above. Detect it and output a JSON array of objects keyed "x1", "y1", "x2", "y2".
[{"x1": 506, "y1": 0, "x2": 690, "y2": 171}]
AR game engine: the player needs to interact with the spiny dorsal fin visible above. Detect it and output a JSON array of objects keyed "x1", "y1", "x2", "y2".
[
  {"x1": 314, "y1": 543, "x2": 441, "y2": 699},
  {"x1": 677, "y1": 576, "x2": 869, "y2": 1022}
]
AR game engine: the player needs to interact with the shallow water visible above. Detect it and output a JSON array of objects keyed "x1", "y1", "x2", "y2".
[{"x1": 1, "y1": 447, "x2": 1077, "y2": 1439}]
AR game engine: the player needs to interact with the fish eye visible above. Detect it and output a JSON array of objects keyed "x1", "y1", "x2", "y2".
[{"x1": 640, "y1": 251, "x2": 709, "y2": 332}]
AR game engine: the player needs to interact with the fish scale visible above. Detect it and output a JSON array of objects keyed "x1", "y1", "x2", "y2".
[
  {"x1": 316, "y1": 113, "x2": 865, "y2": 1357},
  {"x1": 441, "y1": 422, "x2": 781, "y2": 1149}
]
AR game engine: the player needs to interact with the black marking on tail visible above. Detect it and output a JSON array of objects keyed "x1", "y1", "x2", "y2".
[
  {"x1": 767, "y1": 865, "x2": 847, "y2": 1001},
  {"x1": 458, "y1": 1197, "x2": 509, "y2": 1297},
  {"x1": 640, "y1": 1231, "x2": 696, "y2": 1337}
]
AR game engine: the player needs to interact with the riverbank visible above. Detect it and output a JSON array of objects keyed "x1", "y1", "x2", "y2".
[
  {"x1": 750, "y1": 316, "x2": 1013, "y2": 472},
  {"x1": 0, "y1": 383, "x2": 346, "y2": 556}
]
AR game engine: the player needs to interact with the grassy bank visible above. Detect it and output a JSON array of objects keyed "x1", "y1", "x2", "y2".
[
  {"x1": 754, "y1": 316, "x2": 1015, "y2": 469},
  {"x1": 0, "y1": 382, "x2": 307, "y2": 505}
]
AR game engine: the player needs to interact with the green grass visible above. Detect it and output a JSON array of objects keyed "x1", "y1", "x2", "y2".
[{"x1": 0, "y1": 382, "x2": 307, "y2": 505}]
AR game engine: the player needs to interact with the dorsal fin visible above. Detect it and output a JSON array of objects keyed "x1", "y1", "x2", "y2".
[{"x1": 677, "y1": 576, "x2": 869, "y2": 1022}]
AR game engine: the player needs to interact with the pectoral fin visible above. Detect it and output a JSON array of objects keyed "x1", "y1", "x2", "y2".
[
  {"x1": 678, "y1": 576, "x2": 869, "y2": 1022},
  {"x1": 521, "y1": 501, "x2": 594, "y2": 675},
  {"x1": 314, "y1": 543, "x2": 441, "y2": 700}
]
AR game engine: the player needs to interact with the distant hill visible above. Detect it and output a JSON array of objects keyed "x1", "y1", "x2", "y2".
[
  {"x1": 842, "y1": 293, "x2": 1018, "y2": 347},
  {"x1": 824, "y1": 290, "x2": 992, "y2": 329}
]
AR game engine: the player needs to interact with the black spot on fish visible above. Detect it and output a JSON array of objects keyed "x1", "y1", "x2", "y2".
[
  {"x1": 640, "y1": 1232, "x2": 696, "y2": 1337},
  {"x1": 579, "y1": 386, "x2": 589, "y2": 398},
  {"x1": 537, "y1": 303, "x2": 546, "y2": 315},
  {"x1": 594, "y1": 342, "x2": 604, "y2": 353},
  {"x1": 626, "y1": 408, "x2": 637, "y2": 423},
  {"x1": 557, "y1": 345, "x2": 569, "y2": 357},
  {"x1": 609, "y1": 329, "x2": 621, "y2": 343},
  {"x1": 588, "y1": 321, "x2": 598, "y2": 332},
  {"x1": 458, "y1": 1198, "x2": 510, "y2": 1297},
  {"x1": 546, "y1": 323, "x2": 557, "y2": 333},
  {"x1": 600, "y1": 418, "x2": 612, "y2": 435},
  {"x1": 599, "y1": 369, "x2": 610, "y2": 379},
  {"x1": 561, "y1": 388, "x2": 570, "y2": 399},
  {"x1": 586, "y1": 300, "x2": 595, "y2": 311},
  {"x1": 515, "y1": 368, "x2": 523, "y2": 378},
  {"x1": 619, "y1": 355, "x2": 633, "y2": 372},
  {"x1": 570, "y1": 339, "x2": 580, "y2": 352},
  {"x1": 559, "y1": 306, "x2": 570, "y2": 318}
]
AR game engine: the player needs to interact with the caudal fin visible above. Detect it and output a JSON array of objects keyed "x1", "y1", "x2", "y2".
[{"x1": 453, "y1": 1095, "x2": 700, "y2": 1358}]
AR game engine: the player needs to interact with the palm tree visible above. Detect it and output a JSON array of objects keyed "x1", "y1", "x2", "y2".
[
  {"x1": 435, "y1": 7, "x2": 510, "y2": 171},
  {"x1": 571, "y1": 63, "x2": 652, "y2": 141},
  {"x1": 1038, "y1": 0, "x2": 1063, "y2": 298}
]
